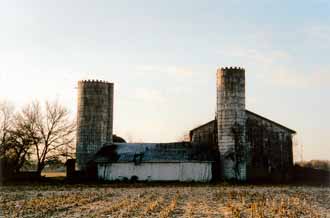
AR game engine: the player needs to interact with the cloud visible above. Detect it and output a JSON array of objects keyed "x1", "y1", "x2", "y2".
[
  {"x1": 269, "y1": 68, "x2": 330, "y2": 88},
  {"x1": 218, "y1": 47, "x2": 291, "y2": 67},
  {"x1": 304, "y1": 24, "x2": 330, "y2": 46},
  {"x1": 217, "y1": 45, "x2": 330, "y2": 89}
]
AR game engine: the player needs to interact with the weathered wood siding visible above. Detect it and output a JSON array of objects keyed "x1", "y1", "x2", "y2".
[
  {"x1": 190, "y1": 120, "x2": 217, "y2": 150},
  {"x1": 97, "y1": 162, "x2": 212, "y2": 182},
  {"x1": 246, "y1": 111, "x2": 294, "y2": 181}
]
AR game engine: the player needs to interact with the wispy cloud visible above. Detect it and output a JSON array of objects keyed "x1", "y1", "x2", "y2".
[
  {"x1": 304, "y1": 24, "x2": 330, "y2": 46},
  {"x1": 218, "y1": 46, "x2": 291, "y2": 66},
  {"x1": 269, "y1": 69, "x2": 330, "y2": 88},
  {"x1": 217, "y1": 44, "x2": 330, "y2": 89}
]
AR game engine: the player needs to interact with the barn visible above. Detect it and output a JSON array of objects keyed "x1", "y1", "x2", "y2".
[
  {"x1": 75, "y1": 66, "x2": 296, "y2": 182},
  {"x1": 189, "y1": 110, "x2": 296, "y2": 181}
]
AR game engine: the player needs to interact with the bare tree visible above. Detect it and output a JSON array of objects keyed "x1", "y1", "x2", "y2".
[
  {"x1": 0, "y1": 100, "x2": 14, "y2": 150},
  {"x1": 0, "y1": 100, "x2": 14, "y2": 177},
  {"x1": 33, "y1": 100, "x2": 76, "y2": 175},
  {"x1": 1, "y1": 100, "x2": 76, "y2": 177},
  {"x1": 10, "y1": 102, "x2": 41, "y2": 173},
  {"x1": 0, "y1": 100, "x2": 33, "y2": 175},
  {"x1": 5, "y1": 125, "x2": 35, "y2": 173}
]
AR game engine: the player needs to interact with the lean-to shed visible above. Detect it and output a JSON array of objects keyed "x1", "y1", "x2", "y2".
[{"x1": 94, "y1": 142, "x2": 215, "y2": 182}]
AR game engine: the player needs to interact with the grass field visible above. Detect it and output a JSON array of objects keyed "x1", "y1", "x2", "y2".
[
  {"x1": 0, "y1": 184, "x2": 329, "y2": 217},
  {"x1": 41, "y1": 171, "x2": 66, "y2": 177},
  {"x1": 41, "y1": 172, "x2": 66, "y2": 177}
]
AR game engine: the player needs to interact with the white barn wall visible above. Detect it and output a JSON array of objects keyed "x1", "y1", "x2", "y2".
[{"x1": 98, "y1": 162, "x2": 212, "y2": 182}]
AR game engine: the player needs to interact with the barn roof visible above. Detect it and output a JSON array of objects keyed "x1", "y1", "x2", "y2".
[
  {"x1": 93, "y1": 142, "x2": 216, "y2": 163},
  {"x1": 245, "y1": 110, "x2": 296, "y2": 134},
  {"x1": 189, "y1": 110, "x2": 296, "y2": 135},
  {"x1": 189, "y1": 119, "x2": 216, "y2": 133}
]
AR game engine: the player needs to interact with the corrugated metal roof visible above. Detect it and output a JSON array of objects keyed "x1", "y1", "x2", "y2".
[{"x1": 93, "y1": 142, "x2": 216, "y2": 163}]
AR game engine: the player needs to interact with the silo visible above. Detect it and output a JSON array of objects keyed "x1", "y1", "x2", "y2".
[
  {"x1": 216, "y1": 67, "x2": 247, "y2": 181},
  {"x1": 76, "y1": 80, "x2": 114, "y2": 171}
]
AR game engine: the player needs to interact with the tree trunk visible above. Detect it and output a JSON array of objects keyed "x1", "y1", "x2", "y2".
[{"x1": 36, "y1": 163, "x2": 44, "y2": 176}]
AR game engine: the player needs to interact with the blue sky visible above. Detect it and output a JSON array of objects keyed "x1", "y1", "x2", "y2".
[{"x1": 0, "y1": 0, "x2": 329, "y2": 160}]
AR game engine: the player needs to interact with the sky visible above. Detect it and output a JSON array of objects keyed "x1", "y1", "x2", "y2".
[{"x1": 0, "y1": 0, "x2": 329, "y2": 161}]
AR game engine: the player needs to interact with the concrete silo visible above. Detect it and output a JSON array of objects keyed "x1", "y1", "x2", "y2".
[
  {"x1": 76, "y1": 80, "x2": 114, "y2": 171},
  {"x1": 216, "y1": 67, "x2": 247, "y2": 181}
]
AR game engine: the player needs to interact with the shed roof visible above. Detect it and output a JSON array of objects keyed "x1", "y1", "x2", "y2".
[{"x1": 93, "y1": 142, "x2": 216, "y2": 163}]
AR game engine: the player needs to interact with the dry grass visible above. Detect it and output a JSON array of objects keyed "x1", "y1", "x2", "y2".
[
  {"x1": 0, "y1": 184, "x2": 329, "y2": 217},
  {"x1": 41, "y1": 171, "x2": 66, "y2": 177}
]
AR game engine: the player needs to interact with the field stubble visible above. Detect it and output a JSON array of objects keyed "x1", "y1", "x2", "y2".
[{"x1": 0, "y1": 184, "x2": 329, "y2": 218}]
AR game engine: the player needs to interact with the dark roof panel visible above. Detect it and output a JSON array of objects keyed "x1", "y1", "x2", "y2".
[{"x1": 94, "y1": 142, "x2": 216, "y2": 163}]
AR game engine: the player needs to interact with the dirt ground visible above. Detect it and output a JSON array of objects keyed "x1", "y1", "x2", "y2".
[{"x1": 0, "y1": 183, "x2": 329, "y2": 218}]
